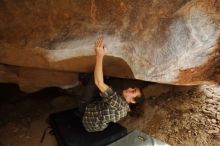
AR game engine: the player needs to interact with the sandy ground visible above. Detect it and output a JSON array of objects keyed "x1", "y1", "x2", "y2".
[{"x1": 0, "y1": 82, "x2": 219, "y2": 146}]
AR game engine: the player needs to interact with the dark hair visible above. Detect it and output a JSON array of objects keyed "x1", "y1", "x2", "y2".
[
  {"x1": 129, "y1": 88, "x2": 145, "y2": 117},
  {"x1": 134, "y1": 87, "x2": 145, "y2": 104}
]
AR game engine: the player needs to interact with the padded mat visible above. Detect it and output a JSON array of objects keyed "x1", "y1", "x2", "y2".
[{"x1": 49, "y1": 109, "x2": 127, "y2": 146}]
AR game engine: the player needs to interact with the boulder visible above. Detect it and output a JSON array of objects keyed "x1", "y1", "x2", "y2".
[
  {"x1": 0, "y1": 64, "x2": 78, "y2": 92},
  {"x1": 0, "y1": 0, "x2": 219, "y2": 91}
]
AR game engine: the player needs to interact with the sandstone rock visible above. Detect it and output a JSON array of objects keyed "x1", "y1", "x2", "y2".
[
  {"x1": 0, "y1": 64, "x2": 78, "y2": 92},
  {"x1": 0, "y1": 0, "x2": 219, "y2": 91}
]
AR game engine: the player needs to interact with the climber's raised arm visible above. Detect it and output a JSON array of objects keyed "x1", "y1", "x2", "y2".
[{"x1": 94, "y1": 37, "x2": 109, "y2": 93}]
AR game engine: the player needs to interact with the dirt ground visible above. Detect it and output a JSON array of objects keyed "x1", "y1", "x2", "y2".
[
  {"x1": 0, "y1": 82, "x2": 219, "y2": 146},
  {"x1": 120, "y1": 84, "x2": 220, "y2": 146}
]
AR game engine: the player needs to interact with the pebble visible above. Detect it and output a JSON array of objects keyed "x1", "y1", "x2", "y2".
[
  {"x1": 193, "y1": 131, "x2": 198, "y2": 136},
  {"x1": 194, "y1": 118, "x2": 199, "y2": 122},
  {"x1": 202, "y1": 109, "x2": 210, "y2": 114},
  {"x1": 206, "y1": 128, "x2": 220, "y2": 134},
  {"x1": 201, "y1": 120, "x2": 206, "y2": 125},
  {"x1": 206, "y1": 99, "x2": 215, "y2": 104},
  {"x1": 174, "y1": 127, "x2": 178, "y2": 132},
  {"x1": 217, "y1": 114, "x2": 220, "y2": 120},
  {"x1": 206, "y1": 107, "x2": 217, "y2": 113},
  {"x1": 217, "y1": 107, "x2": 220, "y2": 112},
  {"x1": 211, "y1": 119, "x2": 217, "y2": 124}
]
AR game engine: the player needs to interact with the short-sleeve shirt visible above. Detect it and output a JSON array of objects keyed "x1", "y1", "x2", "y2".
[{"x1": 82, "y1": 88, "x2": 130, "y2": 132}]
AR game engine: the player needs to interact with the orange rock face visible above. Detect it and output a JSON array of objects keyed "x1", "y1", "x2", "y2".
[{"x1": 0, "y1": 0, "x2": 219, "y2": 91}]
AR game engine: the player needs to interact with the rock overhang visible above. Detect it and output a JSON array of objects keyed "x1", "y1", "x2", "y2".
[{"x1": 0, "y1": 0, "x2": 219, "y2": 92}]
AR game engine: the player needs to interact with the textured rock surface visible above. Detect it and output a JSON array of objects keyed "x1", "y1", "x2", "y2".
[
  {"x1": 0, "y1": 0, "x2": 220, "y2": 90},
  {"x1": 0, "y1": 64, "x2": 78, "y2": 92}
]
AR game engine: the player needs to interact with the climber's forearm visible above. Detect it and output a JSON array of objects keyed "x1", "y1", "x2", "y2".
[{"x1": 94, "y1": 55, "x2": 109, "y2": 92}]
